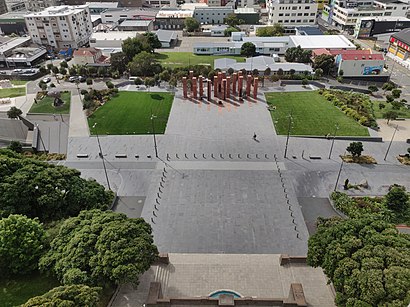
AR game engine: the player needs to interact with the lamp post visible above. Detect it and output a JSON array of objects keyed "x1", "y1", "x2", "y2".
[
  {"x1": 92, "y1": 123, "x2": 111, "y2": 190},
  {"x1": 151, "y1": 114, "x2": 158, "y2": 158},
  {"x1": 284, "y1": 112, "x2": 293, "y2": 158},
  {"x1": 334, "y1": 153, "x2": 345, "y2": 192},
  {"x1": 75, "y1": 80, "x2": 82, "y2": 102},
  {"x1": 328, "y1": 124, "x2": 339, "y2": 159},
  {"x1": 384, "y1": 124, "x2": 398, "y2": 161}
]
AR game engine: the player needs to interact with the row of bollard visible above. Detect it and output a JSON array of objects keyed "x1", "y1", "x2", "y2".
[
  {"x1": 151, "y1": 167, "x2": 168, "y2": 225},
  {"x1": 273, "y1": 154, "x2": 301, "y2": 240},
  {"x1": 166, "y1": 153, "x2": 270, "y2": 161}
]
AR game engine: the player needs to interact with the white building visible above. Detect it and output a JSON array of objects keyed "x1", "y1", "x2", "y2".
[
  {"x1": 25, "y1": 5, "x2": 92, "y2": 49},
  {"x1": 145, "y1": 0, "x2": 176, "y2": 7},
  {"x1": 100, "y1": 8, "x2": 157, "y2": 24},
  {"x1": 322, "y1": 0, "x2": 410, "y2": 30},
  {"x1": 289, "y1": 34, "x2": 356, "y2": 49},
  {"x1": 193, "y1": 6, "x2": 234, "y2": 25},
  {"x1": 5, "y1": 0, "x2": 26, "y2": 12},
  {"x1": 89, "y1": 31, "x2": 138, "y2": 54},
  {"x1": 24, "y1": 0, "x2": 61, "y2": 12},
  {"x1": 267, "y1": 0, "x2": 318, "y2": 26}
]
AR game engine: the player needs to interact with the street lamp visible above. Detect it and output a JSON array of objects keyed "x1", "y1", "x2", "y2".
[
  {"x1": 92, "y1": 123, "x2": 111, "y2": 190},
  {"x1": 328, "y1": 124, "x2": 339, "y2": 159},
  {"x1": 284, "y1": 112, "x2": 293, "y2": 158},
  {"x1": 384, "y1": 124, "x2": 398, "y2": 161},
  {"x1": 151, "y1": 114, "x2": 158, "y2": 158},
  {"x1": 334, "y1": 152, "x2": 345, "y2": 192}
]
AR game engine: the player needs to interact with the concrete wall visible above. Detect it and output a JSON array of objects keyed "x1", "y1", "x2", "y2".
[{"x1": 338, "y1": 58, "x2": 385, "y2": 77}]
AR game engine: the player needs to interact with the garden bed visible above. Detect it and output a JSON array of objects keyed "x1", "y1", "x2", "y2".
[
  {"x1": 397, "y1": 155, "x2": 410, "y2": 165},
  {"x1": 341, "y1": 154, "x2": 377, "y2": 164}
]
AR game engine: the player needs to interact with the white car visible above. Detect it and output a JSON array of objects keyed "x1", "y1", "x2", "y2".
[{"x1": 42, "y1": 77, "x2": 51, "y2": 83}]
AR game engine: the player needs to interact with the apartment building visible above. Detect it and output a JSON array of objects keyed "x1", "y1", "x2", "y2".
[
  {"x1": 267, "y1": 0, "x2": 318, "y2": 26},
  {"x1": 193, "y1": 6, "x2": 234, "y2": 25},
  {"x1": 61, "y1": 0, "x2": 142, "y2": 7},
  {"x1": 25, "y1": 5, "x2": 92, "y2": 49},
  {"x1": 24, "y1": 0, "x2": 62, "y2": 12},
  {"x1": 322, "y1": 0, "x2": 410, "y2": 31},
  {"x1": 5, "y1": 0, "x2": 26, "y2": 12}
]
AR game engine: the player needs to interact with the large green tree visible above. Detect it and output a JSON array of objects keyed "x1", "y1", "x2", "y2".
[
  {"x1": 223, "y1": 14, "x2": 244, "y2": 27},
  {"x1": 285, "y1": 46, "x2": 312, "y2": 63},
  {"x1": 256, "y1": 24, "x2": 284, "y2": 37},
  {"x1": 240, "y1": 42, "x2": 256, "y2": 57},
  {"x1": 110, "y1": 52, "x2": 128, "y2": 74},
  {"x1": 122, "y1": 37, "x2": 151, "y2": 62},
  {"x1": 313, "y1": 54, "x2": 335, "y2": 75},
  {"x1": 22, "y1": 284, "x2": 101, "y2": 307},
  {"x1": 128, "y1": 51, "x2": 162, "y2": 77},
  {"x1": 142, "y1": 32, "x2": 162, "y2": 52},
  {"x1": 184, "y1": 17, "x2": 200, "y2": 32},
  {"x1": 308, "y1": 217, "x2": 410, "y2": 306},
  {"x1": 39, "y1": 209, "x2": 158, "y2": 286},
  {"x1": 385, "y1": 185, "x2": 409, "y2": 213},
  {"x1": 0, "y1": 214, "x2": 47, "y2": 275},
  {"x1": 0, "y1": 150, "x2": 113, "y2": 222}
]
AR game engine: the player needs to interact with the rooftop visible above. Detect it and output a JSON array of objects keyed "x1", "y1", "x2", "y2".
[
  {"x1": 156, "y1": 9, "x2": 193, "y2": 18},
  {"x1": 154, "y1": 29, "x2": 178, "y2": 42},
  {"x1": 295, "y1": 26, "x2": 323, "y2": 36},
  {"x1": 25, "y1": 5, "x2": 89, "y2": 17},
  {"x1": 0, "y1": 11, "x2": 30, "y2": 20},
  {"x1": 0, "y1": 37, "x2": 31, "y2": 55},
  {"x1": 289, "y1": 35, "x2": 356, "y2": 49},
  {"x1": 91, "y1": 31, "x2": 138, "y2": 41},
  {"x1": 119, "y1": 19, "x2": 153, "y2": 27},
  {"x1": 85, "y1": 1, "x2": 119, "y2": 9},
  {"x1": 73, "y1": 47, "x2": 100, "y2": 57},
  {"x1": 391, "y1": 28, "x2": 410, "y2": 46},
  {"x1": 341, "y1": 52, "x2": 384, "y2": 60}
]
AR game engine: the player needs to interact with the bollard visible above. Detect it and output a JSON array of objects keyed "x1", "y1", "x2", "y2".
[
  {"x1": 185, "y1": 153, "x2": 188, "y2": 159},
  {"x1": 159, "y1": 187, "x2": 163, "y2": 193},
  {"x1": 229, "y1": 154, "x2": 233, "y2": 159},
  {"x1": 163, "y1": 168, "x2": 167, "y2": 173},
  {"x1": 162, "y1": 172, "x2": 166, "y2": 178},
  {"x1": 167, "y1": 153, "x2": 170, "y2": 161},
  {"x1": 288, "y1": 205, "x2": 292, "y2": 210},
  {"x1": 292, "y1": 218, "x2": 295, "y2": 223},
  {"x1": 194, "y1": 153, "x2": 198, "y2": 159},
  {"x1": 161, "y1": 177, "x2": 165, "y2": 183},
  {"x1": 291, "y1": 212, "x2": 294, "y2": 217},
  {"x1": 238, "y1": 154, "x2": 241, "y2": 159},
  {"x1": 156, "y1": 198, "x2": 160, "y2": 204},
  {"x1": 265, "y1": 154, "x2": 269, "y2": 159},
  {"x1": 247, "y1": 154, "x2": 250, "y2": 159},
  {"x1": 297, "y1": 233, "x2": 300, "y2": 239},
  {"x1": 157, "y1": 193, "x2": 161, "y2": 199},
  {"x1": 154, "y1": 204, "x2": 158, "y2": 210},
  {"x1": 203, "y1": 153, "x2": 206, "y2": 159},
  {"x1": 153, "y1": 211, "x2": 157, "y2": 217},
  {"x1": 286, "y1": 199, "x2": 290, "y2": 204},
  {"x1": 211, "y1": 153, "x2": 215, "y2": 159},
  {"x1": 294, "y1": 226, "x2": 297, "y2": 230},
  {"x1": 256, "y1": 154, "x2": 259, "y2": 159}
]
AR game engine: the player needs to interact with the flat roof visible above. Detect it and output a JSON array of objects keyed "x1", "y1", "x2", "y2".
[
  {"x1": 180, "y1": 3, "x2": 208, "y2": 10},
  {"x1": 289, "y1": 35, "x2": 355, "y2": 49},
  {"x1": 156, "y1": 9, "x2": 193, "y2": 18},
  {"x1": 86, "y1": 1, "x2": 118, "y2": 8},
  {"x1": 91, "y1": 31, "x2": 138, "y2": 40},
  {"x1": 25, "y1": 5, "x2": 89, "y2": 17},
  {"x1": 359, "y1": 16, "x2": 410, "y2": 21},
  {"x1": 0, "y1": 11, "x2": 30, "y2": 20},
  {"x1": 234, "y1": 7, "x2": 257, "y2": 13},
  {"x1": 391, "y1": 28, "x2": 410, "y2": 46},
  {"x1": 155, "y1": 29, "x2": 178, "y2": 42},
  {"x1": 295, "y1": 26, "x2": 323, "y2": 35},
  {"x1": 119, "y1": 19, "x2": 152, "y2": 27},
  {"x1": 0, "y1": 36, "x2": 31, "y2": 54}
]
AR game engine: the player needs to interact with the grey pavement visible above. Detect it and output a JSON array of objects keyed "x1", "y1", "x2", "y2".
[{"x1": 69, "y1": 94, "x2": 89, "y2": 137}]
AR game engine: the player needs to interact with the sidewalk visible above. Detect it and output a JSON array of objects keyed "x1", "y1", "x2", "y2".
[{"x1": 69, "y1": 93, "x2": 89, "y2": 137}]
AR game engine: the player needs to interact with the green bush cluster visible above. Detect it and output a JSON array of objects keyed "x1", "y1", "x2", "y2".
[{"x1": 318, "y1": 89, "x2": 377, "y2": 128}]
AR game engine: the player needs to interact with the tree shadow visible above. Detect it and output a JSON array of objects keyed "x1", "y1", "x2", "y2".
[{"x1": 151, "y1": 94, "x2": 164, "y2": 100}]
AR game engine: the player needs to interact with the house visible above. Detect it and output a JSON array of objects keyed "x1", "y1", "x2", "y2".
[
  {"x1": 73, "y1": 47, "x2": 109, "y2": 65},
  {"x1": 388, "y1": 28, "x2": 410, "y2": 61},
  {"x1": 117, "y1": 19, "x2": 154, "y2": 32}
]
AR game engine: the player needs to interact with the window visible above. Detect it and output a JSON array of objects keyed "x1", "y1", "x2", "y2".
[
  {"x1": 297, "y1": 13, "x2": 302, "y2": 16},
  {"x1": 304, "y1": 13, "x2": 308, "y2": 15},
  {"x1": 310, "y1": 13, "x2": 315, "y2": 15},
  {"x1": 279, "y1": 13, "x2": 283, "y2": 16},
  {"x1": 305, "y1": 6, "x2": 310, "y2": 9}
]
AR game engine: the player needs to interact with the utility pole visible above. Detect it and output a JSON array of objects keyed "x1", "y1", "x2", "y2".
[
  {"x1": 328, "y1": 124, "x2": 339, "y2": 159},
  {"x1": 384, "y1": 124, "x2": 398, "y2": 161},
  {"x1": 151, "y1": 114, "x2": 158, "y2": 158},
  {"x1": 93, "y1": 123, "x2": 111, "y2": 190},
  {"x1": 284, "y1": 112, "x2": 293, "y2": 158}
]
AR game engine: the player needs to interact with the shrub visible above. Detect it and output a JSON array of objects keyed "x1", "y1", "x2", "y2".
[
  {"x1": 106, "y1": 81, "x2": 114, "y2": 89},
  {"x1": 80, "y1": 89, "x2": 88, "y2": 95}
]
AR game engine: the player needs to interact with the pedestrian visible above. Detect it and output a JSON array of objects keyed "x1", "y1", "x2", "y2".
[{"x1": 253, "y1": 133, "x2": 257, "y2": 140}]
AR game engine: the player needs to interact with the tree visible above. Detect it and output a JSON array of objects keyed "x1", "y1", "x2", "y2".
[
  {"x1": 39, "y1": 66, "x2": 47, "y2": 74},
  {"x1": 383, "y1": 110, "x2": 398, "y2": 124},
  {"x1": 0, "y1": 215, "x2": 47, "y2": 275},
  {"x1": 159, "y1": 70, "x2": 171, "y2": 82},
  {"x1": 122, "y1": 37, "x2": 151, "y2": 62},
  {"x1": 392, "y1": 100, "x2": 404, "y2": 110},
  {"x1": 51, "y1": 66, "x2": 59, "y2": 75},
  {"x1": 144, "y1": 77, "x2": 155, "y2": 91},
  {"x1": 285, "y1": 46, "x2": 312, "y2": 63},
  {"x1": 110, "y1": 52, "x2": 128, "y2": 74},
  {"x1": 313, "y1": 54, "x2": 334, "y2": 75},
  {"x1": 224, "y1": 26, "x2": 240, "y2": 37},
  {"x1": 302, "y1": 78, "x2": 308, "y2": 86},
  {"x1": 184, "y1": 17, "x2": 200, "y2": 32},
  {"x1": 7, "y1": 106, "x2": 22, "y2": 119},
  {"x1": 252, "y1": 68, "x2": 259, "y2": 76},
  {"x1": 68, "y1": 67, "x2": 77, "y2": 76},
  {"x1": 379, "y1": 102, "x2": 385, "y2": 110},
  {"x1": 392, "y1": 88, "x2": 402, "y2": 98},
  {"x1": 40, "y1": 209, "x2": 158, "y2": 286},
  {"x1": 382, "y1": 81, "x2": 396, "y2": 93},
  {"x1": 134, "y1": 77, "x2": 143, "y2": 85},
  {"x1": 256, "y1": 24, "x2": 284, "y2": 37},
  {"x1": 223, "y1": 14, "x2": 244, "y2": 27},
  {"x1": 169, "y1": 77, "x2": 177, "y2": 89},
  {"x1": 386, "y1": 94, "x2": 394, "y2": 103},
  {"x1": 106, "y1": 81, "x2": 114, "y2": 89},
  {"x1": 240, "y1": 42, "x2": 256, "y2": 57},
  {"x1": 307, "y1": 217, "x2": 410, "y2": 307},
  {"x1": 46, "y1": 63, "x2": 53, "y2": 71},
  {"x1": 22, "y1": 285, "x2": 101, "y2": 307},
  {"x1": 346, "y1": 141, "x2": 363, "y2": 157},
  {"x1": 59, "y1": 67, "x2": 67, "y2": 75},
  {"x1": 0, "y1": 151, "x2": 114, "y2": 222},
  {"x1": 87, "y1": 66, "x2": 97, "y2": 76},
  {"x1": 385, "y1": 185, "x2": 409, "y2": 213},
  {"x1": 128, "y1": 51, "x2": 162, "y2": 77},
  {"x1": 97, "y1": 66, "x2": 107, "y2": 77},
  {"x1": 368, "y1": 85, "x2": 378, "y2": 94},
  {"x1": 277, "y1": 68, "x2": 284, "y2": 77},
  {"x1": 142, "y1": 32, "x2": 162, "y2": 52},
  {"x1": 60, "y1": 61, "x2": 68, "y2": 69},
  {"x1": 7, "y1": 141, "x2": 23, "y2": 153},
  {"x1": 86, "y1": 78, "x2": 93, "y2": 86},
  {"x1": 314, "y1": 68, "x2": 323, "y2": 78}
]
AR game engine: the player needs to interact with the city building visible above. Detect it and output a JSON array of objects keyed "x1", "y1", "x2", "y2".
[
  {"x1": 315, "y1": 0, "x2": 328, "y2": 11},
  {"x1": 86, "y1": 1, "x2": 118, "y2": 14},
  {"x1": 294, "y1": 25, "x2": 323, "y2": 35},
  {"x1": 117, "y1": 19, "x2": 154, "y2": 31},
  {"x1": 234, "y1": 7, "x2": 259, "y2": 24},
  {"x1": 154, "y1": 29, "x2": 178, "y2": 47},
  {"x1": 388, "y1": 28, "x2": 410, "y2": 60},
  {"x1": 25, "y1": 5, "x2": 93, "y2": 49},
  {"x1": 73, "y1": 47, "x2": 108, "y2": 65},
  {"x1": 154, "y1": 9, "x2": 193, "y2": 30},
  {"x1": 24, "y1": 0, "x2": 62, "y2": 12},
  {"x1": 193, "y1": 6, "x2": 234, "y2": 25},
  {"x1": 89, "y1": 31, "x2": 137, "y2": 54},
  {"x1": 215, "y1": 56, "x2": 313, "y2": 74},
  {"x1": 4, "y1": 0, "x2": 26, "y2": 12},
  {"x1": 0, "y1": 0, "x2": 7, "y2": 15},
  {"x1": 0, "y1": 10, "x2": 27, "y2": 35},
  {"x1": 144, "y1": 0, "x2": 176, "y2": 7},
  {"x1": 354, "y1": 16, "x2": 410, "y2": 38},
  {"x1": 267, "y1": 0, "x2": 318, "y2": 26},
  {"x1": 0, "y1": 36, "x2": 47, "y2": 68},
  {"x1": 100, "y1": 8, "x2": 157, "y2": 24},
  {"x1": 61, "y1": 0, "x2": 142, "y2": 7},
  {"x1": 289, "y1": 34, "x2": 356, "y2": 49},
  {"x1": 322, "y1": 0, "x2": 410, "y2": 32},
  {"x1": 209, "y1": 24, "x2": 228, "y2": 36}
]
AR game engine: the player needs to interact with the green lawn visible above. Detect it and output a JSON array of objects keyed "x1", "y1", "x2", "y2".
[
  {"x1": 266, "y1": 91, "x2": 370, "y2": 136},
  {"x1": 0, "y1": 272, "x2": 59, "y2": 307},
  {"x1": 371, "y1": 100, "x2": 410, "y2": 119},
  {"x1": 11, "y1": 80, "x2": 28, "y2": 86},
  {"x1": 29, "y1": 91, "x2": 71, "y2": 114},
  {"x1": 0, "y1": 87, "x2": 25, "y2": 98},
  {"x1": 155, "y1": 52, "x2": 245, "y2": 68},
  {"x1": 88, "y1": 91, "x2": 174, "y2": 135}
]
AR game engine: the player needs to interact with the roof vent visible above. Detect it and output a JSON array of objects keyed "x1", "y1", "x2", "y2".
[
  {"x1": 369, "y1": 55, "x2": 372, "y2": 59},
  {"x1": 362, "y1": 56, "x2": 365, "y2": 59},
  {"x1": 355, "y1": 56, "x2": 357, "y2": 60}
]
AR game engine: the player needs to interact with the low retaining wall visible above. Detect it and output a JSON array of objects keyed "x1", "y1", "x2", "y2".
[
  {"x1": 292, "y1": 135, "x2": 383, "y2": 142},
  {"x1": 279, "y1": 80, "x2": 326, "y2": 88},
  {"x1": 329, "y1": 86, "x2": 371, "y2": 94}
]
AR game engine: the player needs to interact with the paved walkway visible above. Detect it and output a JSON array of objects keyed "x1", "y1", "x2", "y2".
[{"x1": 68, "y1": 93, "x2": 89, "y2": 137}]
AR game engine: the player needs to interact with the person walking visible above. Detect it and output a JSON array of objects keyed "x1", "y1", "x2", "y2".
[{"x1": 253, "y1": 133, "x2": 257, "y2": 141}]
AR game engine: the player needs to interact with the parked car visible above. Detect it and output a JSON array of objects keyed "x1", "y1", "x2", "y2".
[
  {"x1": 68, "y1": 76, "x2": 78, "y2": 82},
  {"x1": 12, "y1": 69, "x2": 23, "y2": 74},
  {"x1": 42, "y1": 77, "x2": 51, "y2": 83},
  {"x1": 78, "y1": 75, "x2": 86, "y2": 82}
]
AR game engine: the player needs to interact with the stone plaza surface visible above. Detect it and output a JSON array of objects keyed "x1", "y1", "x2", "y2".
[{"x1": 111, "y1": 253, "x2": 336, "y2": 307}]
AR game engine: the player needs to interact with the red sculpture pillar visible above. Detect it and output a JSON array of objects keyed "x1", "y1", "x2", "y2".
[
  {"x1": 207, "y1": 80, "x2": 212, "y2": 101},
  {"x1": 238, "y1": 75, "x2": 243, "y2": 98},
  {"x1": 222, "y1": 79, "x2": 227, "y2": 100},
  {"x1": 182, "y1": 77, "x2": 187, "y2": 99},
  {"x1": 232, "y1": 73, "x2": 237, "y2": 95},
  {"x1": 226, "y1": 76, "x2": 231, "y2": 99},
  {"x1": 192, "y1": 77, "x2": 197, "y2": 99},
  {"x1": 189, "y1": 70, "x2": 193, "y2": 79},
  {"x1": 199, "y1": 75, "x2": 203, "y2": 98},
  {"x1": 214, "y1": 75, "x2": 218, "y2": 98},
  {"x1": 246, "y1": 75, "x2": 252, "y2": 98},
  {"x1": 217, "y1": 72, "x2": 223, "y2": 98},
  {"x1": 253, "y1": 77, "x2": 258, "y2": 99},
  {"x1": 222, "y1": 71, "x2": 226, "y2": 79}
]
